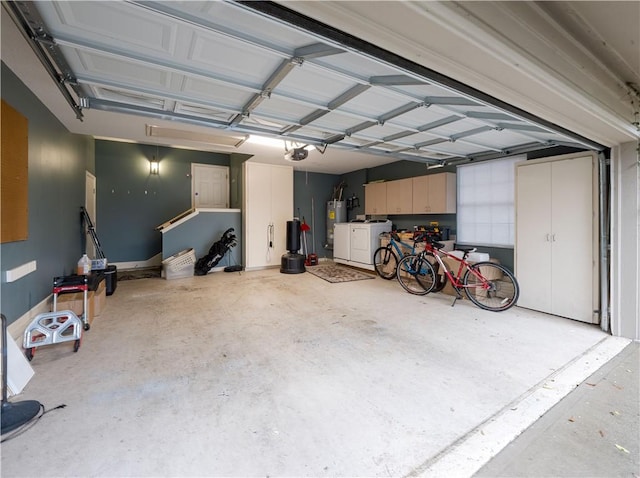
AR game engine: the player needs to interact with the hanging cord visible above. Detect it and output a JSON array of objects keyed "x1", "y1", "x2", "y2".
[
  {"x1": 266, "y1": 223, "x2": 274, "y2": 263},
  {"x1": 1, "y1": 403, "x2": 66, "y2": 443}
]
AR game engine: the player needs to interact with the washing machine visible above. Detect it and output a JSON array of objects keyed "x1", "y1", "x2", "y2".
[{"x1": 333, "y1": 220, "x2": 391, "y2": 270}]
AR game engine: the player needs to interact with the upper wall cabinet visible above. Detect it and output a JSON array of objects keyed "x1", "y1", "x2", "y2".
[
  {"x1": 412, "y1": 173, "x2": 457, "y2": 214},
  {"x1": 365, "y1": 173, "x2": 456, "y2": 216},
  {"x1": 386, "y1": 178, "x2": 413, "y2": 214},
  {"x1": 364, "y1": 182, "x2": 387, "y2": 215}
]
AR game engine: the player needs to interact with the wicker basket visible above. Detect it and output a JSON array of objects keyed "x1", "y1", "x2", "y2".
[{"x1": 162, "y1": 248, "x2": 196, "y2": 280}]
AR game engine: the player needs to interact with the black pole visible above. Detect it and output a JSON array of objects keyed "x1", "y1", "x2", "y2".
[{"x1": 1, "y1": 314, "x2": 41, "y2": 435}]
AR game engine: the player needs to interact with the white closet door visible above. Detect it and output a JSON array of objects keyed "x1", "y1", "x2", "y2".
[
  {"x1": 244, "y1": 163, "x2": 272, "y2": 269},
  {"x1": 269, "y1": 165, "x2": 293, "y2": 263},
  {"x1": 243, "y1": 162, "x2": 293, "y2": 269},
  {"x1": 516, "y1": 162, "x2": 553, "y2": 312},
  {"x1": 551, "y1": 156, "x2": 595, "y2": 322}
]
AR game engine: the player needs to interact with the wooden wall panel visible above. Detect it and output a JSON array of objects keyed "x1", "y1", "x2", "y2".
[{"x1": 1, "y1": 99, "x2": 29, "y2": 242}]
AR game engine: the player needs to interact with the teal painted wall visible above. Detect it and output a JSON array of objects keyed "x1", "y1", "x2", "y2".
[
  {"x1": 95, "y1": 140, "x2": 231, "y2": 262},
  {"x1": 1, "y1": 63, "x2": 94, "y2": 325}
]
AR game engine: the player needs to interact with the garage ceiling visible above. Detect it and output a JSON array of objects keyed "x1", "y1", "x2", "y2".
[{"x1": 5, "y1": 0, "x2": 608, "y2": 173}]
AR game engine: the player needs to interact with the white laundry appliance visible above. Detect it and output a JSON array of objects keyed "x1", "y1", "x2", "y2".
[{"x1": 333, "y1": 220, "x2": 391, "y2": 270}]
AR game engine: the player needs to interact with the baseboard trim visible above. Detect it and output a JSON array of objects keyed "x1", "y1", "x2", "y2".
[
  {"x1": 8, "y1": 295, "x2": 51, "y2": 342},
  {"x1": 111, "y1": 253, "x2": 162, "y2": 271}
]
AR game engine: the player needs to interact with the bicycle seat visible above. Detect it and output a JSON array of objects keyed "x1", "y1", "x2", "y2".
[
  {"x1": 430, "y1": 240, "x2": 445, "y2": 250},
  {"x1": 455, "y1": 246, "x2": 477, "y2": 253}
]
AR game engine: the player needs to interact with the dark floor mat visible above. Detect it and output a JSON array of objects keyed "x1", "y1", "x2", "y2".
[{"x1": 118, "y1": 267, "x2": 162, "y2": 280}]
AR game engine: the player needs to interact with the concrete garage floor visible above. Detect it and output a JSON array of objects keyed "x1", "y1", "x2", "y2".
[{"x1": 1, "y1": 265, "x2": 632, "y2": 477}]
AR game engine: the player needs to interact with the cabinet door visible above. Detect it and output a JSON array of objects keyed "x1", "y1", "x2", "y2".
[
  {"x1": 270, "y1": 165, "x2": 293, "y2": 263},
  {"x1": 365, "y1": 183, "x2": 387, "y2": 214},
  {"x1": 244, "y1": 163, "x2": 293, "y2": 269},
  {"x1": 412, "y1": 173, "x2": 456, "y2": 214},
  {"x1": 412, "y1": 176, "x2": 430, "y2": 213},
  {"x1": 516, "y1": 156, "x2": 597, "y2": 323},
  {"x1": 550, "y1": 157, "x2": 595, "y2": 322},
  {"x1": 429, "y1": 173, "x2": 457, "y2": 213},
  {"x1": 516, "y1": 162, "x2": 553, "y2": 313},
  {"x1": 244, "y1": 163, "x2": 271, "y2": 268},
  {"x1": 386, "y1": 178, "x2": 413, "y2": 214}
]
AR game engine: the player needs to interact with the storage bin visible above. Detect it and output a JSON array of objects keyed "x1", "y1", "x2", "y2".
[
  {"x1": 162, "y1": 248, "x2": 196, "y2": 280},
  {"x1": 449, "y1": 250, "x2": 490, "y2": 262},
  {"x1": 468, "y1": 252, "x2": 490, "y2": 262},
  {"x1": 104, "y1": 265, "x2": 117, "y2": 296},
  {"x1": 91, "y1": 258, "x2": 108, "y2": 270}
]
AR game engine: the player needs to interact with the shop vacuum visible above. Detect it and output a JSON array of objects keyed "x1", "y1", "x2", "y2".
[{"x1": 280, "y1": 220, "x2": 306, "y2": 274}]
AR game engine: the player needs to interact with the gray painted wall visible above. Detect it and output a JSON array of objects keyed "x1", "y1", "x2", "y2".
[
  {"x1": 162, "y1": 211, "x2": 242, "y2": 268},
  {"x1": 1, "y1": 63, "x2": 94, "y2": 325},
  {"x1": 95, "y1": 140, "x2": 231, "y2": 262},
  {"x1": 293, "y1": 171, "x2": 340, "y2": 258},
  {"x1": 338, "y1": 160, "x2": 517, "y2": 270}
]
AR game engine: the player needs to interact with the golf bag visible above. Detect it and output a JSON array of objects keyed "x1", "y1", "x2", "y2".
[{"x1": 194, "y1": 228, "x2": 237, "y2": 276}]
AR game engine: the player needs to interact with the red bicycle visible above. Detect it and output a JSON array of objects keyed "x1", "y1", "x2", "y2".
[{"x1": 396, "y1": 237, "x2": 520, "y2": 311}]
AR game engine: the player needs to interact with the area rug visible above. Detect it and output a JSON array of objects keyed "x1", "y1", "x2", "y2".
[{"x1": 306, "y1": 263, "x2": 375, "y2": 283}]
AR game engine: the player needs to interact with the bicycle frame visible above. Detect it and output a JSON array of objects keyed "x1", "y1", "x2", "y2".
[
  {"x1": 387, "y1": 233, "x2": 418, "y2": 257},
  {"x1": 422, "y1": 243, "x2": 491, "y2": 292}
]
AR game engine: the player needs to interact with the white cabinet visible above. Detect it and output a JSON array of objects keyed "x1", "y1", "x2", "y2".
[
  {"x1": 515, "y1": 153, "x2": 598, "y2": 323},
  {"x1": 243, "y1": 162, "x2": 293, "y2": 270}
]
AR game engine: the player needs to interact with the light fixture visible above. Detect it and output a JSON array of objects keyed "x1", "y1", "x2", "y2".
[
  {"x1": 247, "y1": 135, "x2": 285, "y2": 148},
  {"x1": 427, "y1": 161, "x2": 446, "y2": 169},
  {"x1": 150, "y1": 144, "x2": 160, "y2": 175}
]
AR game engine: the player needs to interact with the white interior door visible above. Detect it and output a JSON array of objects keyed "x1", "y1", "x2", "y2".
[
  {"x1": 192, "y1": 164, "x2": 228, "y2": 208},
  {"x1": 85, "y1": 171, "x2": 96, "y2": 258}
]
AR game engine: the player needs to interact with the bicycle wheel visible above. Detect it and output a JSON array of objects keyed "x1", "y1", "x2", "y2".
[
  {"x1": 423, "y1": 253, "x2": 447, "y2": 292},
  {"x1": 396, "y1": 254, "x2": 437, "y2": 295},
  {"x1": 373, "y1": 246, "x2": 398, "y2": 280},
  {"x1": 462, "y1": 262, "x2": 520, "y2": 311}
]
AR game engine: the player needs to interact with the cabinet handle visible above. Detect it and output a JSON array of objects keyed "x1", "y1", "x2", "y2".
[
  {"x1": 545, "y1": 233, "x2": 550, "y2": 242},
  {"x1": 551, "y1": 233, "x2": 556, "y2": 242}
]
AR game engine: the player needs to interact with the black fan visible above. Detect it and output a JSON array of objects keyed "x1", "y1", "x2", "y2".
[{"x1": 1, "y1": 314, "x2": 41, "y2": 435}]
